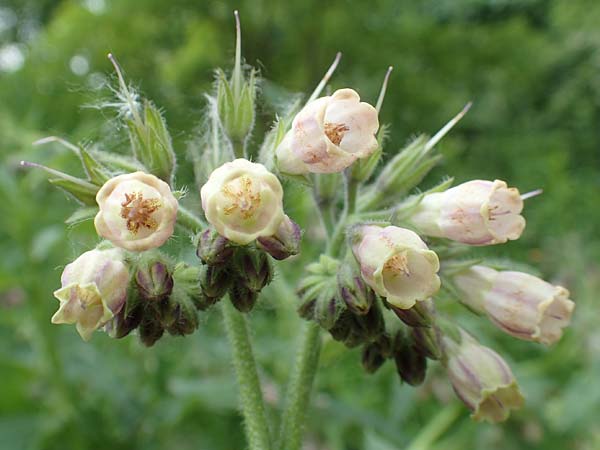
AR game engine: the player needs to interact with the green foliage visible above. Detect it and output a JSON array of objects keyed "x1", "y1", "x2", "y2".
[{"x1": 1, "y1": 0, "x2": 599, "y2": 449}]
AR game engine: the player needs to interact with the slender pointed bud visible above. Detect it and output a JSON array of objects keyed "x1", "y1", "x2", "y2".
[
  {"x1": 52, "y1": 248, "x2": 129, "y2": 341},
  {"x1": 411, "y1": 325, "x2": 442, "y2": 360},
  {"x1": 94, "y1": 172, "x2": 178, "y2": 251},
  {"x1": 138, "y1": 315, "x2": 164, "y2": 347},
  {"x1": 135, "y1": 261, "x2": 173, "y2": 302},
  {"x1": 236, "y1": 250, "x2": 272, "y2": 292},
  {"x1": 199, "y1": 265, "x2": 231, "y2": 301},
  {"x1": 229, "y1": 283, "x2": 258, "y2": 313},
  {"x1": 453, "y1": 265, "x2": 575, "y2": 345},
  {"x1": 276, "y1": 88, "x2": 379, "y2": 175},
  {"x1": 201, "y1": 159, "x2": 285, "y2": 245},
  {"x1": 442, "y1": 329, "x2": 524, "y2": 423},
  {"x1": 351, "y1": 225, "x2": 441, "y2": 309},
  {"x1": 393, "y1": 332, "x2": 427, "y2": 386},
  {"x1": 390, "y1": 298, "x2": 435, "y2": 328},
  {"x1": 196, "y1": 227, "x2": 234, "y2": 265},
  {"x1": 410, "y1": 180, "x2": 526, "y2": 246},
  {"x1": 338, "y1": 264, "x2": 376, "y2": 315},
  {"x1": 257, "y1": 215, "x2": 302, "y2": 260}
]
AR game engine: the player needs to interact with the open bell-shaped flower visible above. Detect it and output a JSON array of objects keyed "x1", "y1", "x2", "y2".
[
  {"x1": 276, "y1": 88, "x2": 379, "y2": 174},
  {"x1": 52, "y1": 248, "x2": 129, "y2": 341},
  {"x1": 351, "y1": 225, "x2": 441, "y2": 309},
  {"x1": 94, "y1": 172, "x2": 178, "y2": 252},
  {"x1": 410, "y1": 180, "x2": 525, "y2": 246}
]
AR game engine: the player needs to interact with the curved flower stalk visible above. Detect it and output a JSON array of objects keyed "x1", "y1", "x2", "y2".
[
  {"x1": 276, "y1": 88, "x2": 379, "y2": 174},
  {"x1": 95, "y1": 171, "x2": 179, "y2": 251},
  {"x1": 453, "y1": 265, "x2": 575, "y2": 345},
  {"x1": 52, "y1": 248, "x2": 129, "y2": 341}
]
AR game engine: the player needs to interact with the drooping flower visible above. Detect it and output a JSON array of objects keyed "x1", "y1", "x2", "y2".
[
  {"x1": 453, "y1": 265, "x2": 575, "y2": 345},
  {"x1": 52, "y1": 248, "x2": 129, "y2": 341},
  {"x1": 276, "y1": 88, "x2": 379, "y2": 174},
  {"x1": 94, "y1": 172, "x2": 178, "y2": 251},
  {"x1": 443, "y1": 329, "x2": 524, "y2": 423},
  {"x1": 410, "y1": 180, "x2": 525, "y2": 246},
  {"x1": 200, "y1": 158, "x2": 284, "y2": 245},
  {"x1": 351, "y1": 225, "x2": 441, "y2": 309}
]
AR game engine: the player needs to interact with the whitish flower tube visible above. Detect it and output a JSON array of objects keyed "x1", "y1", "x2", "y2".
[
  {"x1": 52, "y1": 248, "x2": 129, "y2": 341},
  {"x1": 351, "y1": 225, "x2": 441, "y2": 309},
  {"x1": 276, "y1": 88, "x2": 379, "y2": 174},
  {"x1": 454, "y1": 265, "x2": 575, "y2": 345},
  {"x1": 201, "y1": 159, "x2": 284, "y2": 245},
  {"x1": 94, "y1": 172, "x2": 178, "y2": 252},
  {"x1": 443, "y1": 329, "x2": 524, "y2": 423},
  {"x1": 409, "y1": 180, "x2": 525, "y2": 246}
]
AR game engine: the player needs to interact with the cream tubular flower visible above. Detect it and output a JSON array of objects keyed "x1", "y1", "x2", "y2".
[
  {"x1": 410, "y1": 180, "x2": 525, "y2": 245},
  {"x1": 200, "y1": 158, "x2": 284, "y2": 245},
  {"x1": 277, "y1": 88, "x2": 379, "y2": 174},
  {"x1": 52, "y1": 248, "x2": 129, "y2": 341},
  {"x1": 454, "y1": 266, "x2": 575, "y2": 345},
  {"x1": 443, "y1": 330, "x2": 524, "y2": 423},
  {"x1": 94, "y1": 172, "x2": 178, "y2": 252},
  {"x1": 351, "y1": 225, "x2": 441, "y2": 309}
]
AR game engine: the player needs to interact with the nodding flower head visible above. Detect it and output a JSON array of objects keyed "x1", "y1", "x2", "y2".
[
  {"x1": 351, "y1": 225, "x2": 441, "y2": 310},
  {"x1": 410, "y1": 180, "x2": 525, "y2": 246},
  {"x1": 52, "y1": 248, "x2": 129, "y2": 341},
  {"x1": 276, "y1": 88, "x2": 379, "y2": 174},
  {"x1": 94, "y1": 172, "x2": 178, "y2": 252},
  {"x1": 200, "y1": 159, "x2": 284, "y2": 245}
]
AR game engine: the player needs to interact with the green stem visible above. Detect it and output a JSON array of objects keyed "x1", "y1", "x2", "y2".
[
  {"x1": 232, "y1": 138, "x2": 246, "y2": 159},
  {"x1": 327, "y1": 170, "x2": 358, "y2": 256},
  {"x1": 221, "y1": 300, "x2": 272, "y2": 450},
  {"x1": 176, "y1": 205, "x2": 205, "y2": 234},
  {"x1": 405, "y1": 402, "x2": 462, "y2": 450},
  {"x1": 277, "y1": 321, "x2": 322, "y2": 450}
]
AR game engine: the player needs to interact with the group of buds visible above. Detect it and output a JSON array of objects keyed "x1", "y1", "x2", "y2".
[{"x1": 26, "y1": 12, "x2": 575, "y2": 426}]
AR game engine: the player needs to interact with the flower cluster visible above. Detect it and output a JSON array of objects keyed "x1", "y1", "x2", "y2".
[{"x1": 25, "y1": 14, "x2": 574, "y2": 430}]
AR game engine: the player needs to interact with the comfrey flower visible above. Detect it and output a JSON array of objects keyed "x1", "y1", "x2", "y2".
[
  {"x1": 52, "y1": 248, "x2": 129, "y2": 341},
  {"x1": 94, "y1": 172, "x2": 179, "y2": 251},
  {"x1": 351, "y1": 225, "x2": 441, "y2": 309},
  {"x1": 410, "y1": 180, "x2": 525, "y2": 245},
  {"x1": 453, "y1": 265, "x2": 575, "y2": 345},
  {"x1": 201, "y1": 158, "x2": 284, "y2": 245},
  {"x1": 443, "y1": 329, "x2": 524, "y2": 423},
  {"x1": 276, "y1": 88, "x2": 379, "y2": 174}
]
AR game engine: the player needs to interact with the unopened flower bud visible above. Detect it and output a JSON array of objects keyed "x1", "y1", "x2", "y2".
[
  {"x1": 361, "y1": 334, "x2": 393, "y2": 373},
  {"x1": 199, "y1": 265, "x2": 231, "y2": 301},
  {"x1": 411, "y1": 326, "x2": 442, "y2": 360},
  {"x1": 390, "y1": 298, "x2": 436, "y2": 328},
  {"x1": 196, "y1": 227, "x2": 234, "y2": 265},
  {"x1": 393, "y1": 332, "x2": 427, "y2": 386},
  {"x1": 453, "y1": 265, "x2": 575, "y2": 345},
  {"x1": 236, "y1": 250, "x2": 272, "y2": 292},
  {"x1": 52, "y1": 248, "x2": 129, "y2": 341},
  {"x1": 354, "y1": 301, "x2": 385, "y2": 341},
  {"x1": 135, "y1": 261, "x2": 173, "y2": 302},
  {"x1": 200, "y1": 159, "x2": 285, "y2": 245},
  {"x1": 107, "y1": 302, "x2": 144, "y2": 339},
  {"x1": 276, "y1": 89, "x2": 379, "y2": 174},
  {"x1": 351, "y1": 225, "x2": 441, "y2": 310},
  {"x1": 229, "y1": 283, "x2": 259, "y2": 313},
  {"x1": 338, "y1": 264, "x2": 376, "y2": 315},
  {"x1": 166, "y1": 296, "x2": 199, "y2": 336},
  {"x1": 257, "y1": 215, "x2": 302, "y2": 260},
  {"x1": 138, "y1": 314, "x2": 165, "y2": 347},
  {"x1": 410, "y1": 180, "x2": 525, "y2": 246},
  {"x1": 94, "y1": 172, "x2": 178, "y2": 251},
  {"x1": 443, "y1": 329, "x2": 524, "y2": 423}
]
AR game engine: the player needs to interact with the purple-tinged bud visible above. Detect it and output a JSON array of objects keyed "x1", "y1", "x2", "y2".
[
  {"x1": 338, "y1": 264, "x2": 376, "y2": 315},
  {"x1": 453, "y1": 265, "x2": 575, "y2": 345},
  {"x1": 196, "y1": 228, "x2": 234, "y2": 265},
  {"x1": 362, "y1": 334, "x2": 393, "y2": 374},
  {"x1": 106, "y1": 290, "x2": 144, "y2": 339},
  {"x1": 390, "y1": 298, "x2": 435, "y2": 328},
  {"x1": 229, "y1": 284, "x2": 258, "y2": 313},
  {"x1": 138, "y1": 315, "x2": 164, "y2": 347},
  {"x1": 257, "y1": 215, "x2": 302, "y2": 260},
  {"x1": 442, "y1": 328, "x2": 524, "y2": 423},
  {"x1": 297, "y1": 298, "x2": 317, "y2": 321},
  {"x1": 135, "y1": 261, "x2": 173, "y2": 302},
  {"x1": 393, "y1": 332, "x2": 428, "y2": 386},
  {"x1": 199, "y1": 265, "x2": 231, "y2": 300},
  {"x1": 411, "y1": 325, "x2": 442, "y2": 360},
  {"x1": 354, "y1": 301, "x2": 385, "y2": 341},
  {"x1": 166, "y1": 296, "x2": 199, "y2": 336},
  {"x1": 236, "y1": 250, "x2": 272, "y2": 292},
  {"x1": 329, "y1": 309, "x2": 353, "y2": 342}
]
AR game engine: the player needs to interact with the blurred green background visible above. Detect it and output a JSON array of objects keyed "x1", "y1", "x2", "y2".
[{"x1": 1, "y1": 0, "x2": 599, "y2": 449}]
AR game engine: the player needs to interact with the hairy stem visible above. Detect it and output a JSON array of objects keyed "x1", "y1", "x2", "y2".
[
  {"x1": 405, "y1": 402, "x2": 462, "y2": 450},
  {"x1": 277, "y1": 321, "x2": 322, "y2": 450},
  {"x1": 221, "y1": 300, "x2": 272, "y2": 450},
  {"x1": 176, "y1": 205, "x2": 205, "y2": 234},
  {"x1": 327, "y1": 170, "x2": 358, "y2": 256}
]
